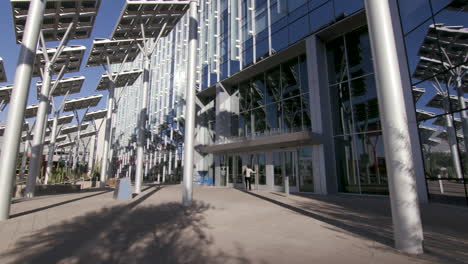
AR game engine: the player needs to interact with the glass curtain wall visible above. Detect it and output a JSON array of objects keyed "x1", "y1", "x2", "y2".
[
  {"x1": 228, "y1": 55, "x2": 311, "y2": 141},
  {"x1": 328, "y1": 26, "x2": 389, "y2": 195},
  {"x1": 398, "y1": 0, "x2": 468, "y2": 205}
]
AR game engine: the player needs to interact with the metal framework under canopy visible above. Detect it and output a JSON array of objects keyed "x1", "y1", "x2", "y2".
[
  {"x1": 97, "y1": 69, "x2": 142, "y2": 90},
  {"x1": 11, "y1": 0, "x2": 102, "y2": 43},
  {"x1": 57, "y1": 141, "x2": 75, "y2": 148},
  {"x1": 37, "y1": 76, "x2": 85, "y2": 98},
  {"x1": 86, "y1": 38, "x2": 143, "y2": 67},
  {"x1": 111, "y1": 0, "x2": 190, "y2": 40},
  {"x1": 83, "y1": 109, "x2": 107, "y2": 121},
  {"x1": 63, "y1": 94, "x2": 102, "y2": 112},
  {"x1": 0, "y1": 58, "x2": 6, "y2": 83},
  {"x1": 60, "y1": 123, "x2": 89, "y2": 135},
  {"x1": 0, "y1": 85, "x2": 13, "y2": 104},
  {"x1": 47, "y1": 114, "x2": 74, "y2": 127},
  {"x1": 80, "y1": 130, "x2": 96, "y2": 138},
  {"x1": 33, "y1": 45, "x2": 86, "y2": 77}
]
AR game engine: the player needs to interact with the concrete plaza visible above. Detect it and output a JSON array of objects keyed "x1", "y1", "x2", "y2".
[{"x1": 0, "y1": 184, "x2": 467, "y2": 264}]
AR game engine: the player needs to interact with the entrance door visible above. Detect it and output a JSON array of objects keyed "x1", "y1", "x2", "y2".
[
  {"x1": 284, "y1": 151, "x2": 299, "y2": 193},
  {"x1": 298, "y1": 146, "x2": 314, "y2": 192},
  {"x1": 248, "y1": 153, "x2": 266, "y2": 190}
]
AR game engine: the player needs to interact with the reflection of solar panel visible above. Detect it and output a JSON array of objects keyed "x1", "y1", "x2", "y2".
[
  {"x1": 436, "y1": 130, "x2": 464, "y2": 141},
  {"x1": 417, "y1": 24, "x2": 468, "y2": 66},
  {"x1": 111, "y1": 0, "x2": 190, "y2": 40},
  {"x1": 0, "y1": 57, "x2": 6, "y2": 83},
  {"x1": 47, "y1": 114, "x2": 74, "y2": 127},
  {"x1": 97, "y1": 69, "x2": 143, "y2": 90},
  {"x1": 63, "y1": 94, "x2": 103, "y2": 112},
  {"x1": 412, "y1": 87, "x2": 425, "y2": 103},
  {"x1": 416, "y1": 109, "x2": 435, "y2": 121},
  {"x1": 11, "y1": 0, "x2": 102, "y2": 43},
  {"x1": 448, "y1": 0, "x2": 468, "y2": 11},
  {"x1": 413, "y1": 57, "x2": 468, "y2": 88},
  {"x1": 426, "y1": 92, "x2": 468, "y2": 110},
  {"x1": 86, "y1": 38, "x2": 143, "y2": 67},
  {"x1": 37, "y1": 76, "x2": 84, "y2": 98},
  {"x1": 433, "y1": 115, "x2": 463, "y2": 131},
  {"x1": 33, "y1": 45, "x2": 86, "y2": 77},
  {"x1": 0, "y1": 85, "x2": 13, "y2": 104},
  {"x1": 418, "y1": 125, "x2": 438, "y2": 141},
  {"x1": 60, "y1": 123, "x2": 89, "y2": 135},
  {"x1": 83, "y1": 109, "x2": 107, "y2": 121}
]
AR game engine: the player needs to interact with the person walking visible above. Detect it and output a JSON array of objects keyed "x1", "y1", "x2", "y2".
[{"x1": 244, "y1": 165, "x2": 256, "y2": 191}]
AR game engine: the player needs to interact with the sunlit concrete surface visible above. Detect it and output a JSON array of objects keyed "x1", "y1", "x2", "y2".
[{"x1": 0, "y1": 185, "x2": 467, "y2": 264}]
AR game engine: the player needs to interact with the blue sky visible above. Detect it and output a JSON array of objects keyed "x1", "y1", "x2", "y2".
[{"x1": 0, "y1": 0, "x2": 128, "y2": 125}]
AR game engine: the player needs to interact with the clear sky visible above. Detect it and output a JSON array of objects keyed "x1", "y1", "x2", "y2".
[{"x1": 0, "y1": 0, "x2": 128, "y2": 125}]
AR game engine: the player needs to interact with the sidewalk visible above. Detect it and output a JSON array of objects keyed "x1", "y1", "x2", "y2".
[{"x1": 0, "y1": 184, "x2": 467, "y2": 264}]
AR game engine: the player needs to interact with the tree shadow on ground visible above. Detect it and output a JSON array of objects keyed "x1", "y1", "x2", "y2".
[
  {"x1": 241, "y1": 190, "x2": 468, "y2": 264},
  {"x1": 1, "y1": 189, "x2": 251, "y2": 264}
]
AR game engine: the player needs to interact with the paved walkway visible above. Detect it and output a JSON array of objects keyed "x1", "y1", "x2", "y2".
[{"x1": 0, "y1": 184, "x2": 467, "y2": 264}]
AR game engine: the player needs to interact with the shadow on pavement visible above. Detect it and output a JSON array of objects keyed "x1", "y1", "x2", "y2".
[
  {"x1": 2, "y1": 186, "x2": 252, "y2": 264},
  {"x1": 240, "y1": 189, "x2": 468, "y2": 264}
]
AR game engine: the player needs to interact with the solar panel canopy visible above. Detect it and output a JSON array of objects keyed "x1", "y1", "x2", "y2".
[
  {"x1": 97, "y1": 69, "x2": 142, "y2": 91},
  {"x1": 86, "y1": 38, "x2": 143, "y2": 67},
  {"x1": 33, "y1": 45, "x2": 86, "y2": 77},
  {"x1": 0, "y1": 58, "x2": 6, "y2": 83},
  {"x1": 37, "y1": 76, "x2": 85, "y2": 98},
  {"x1": 80, "y1": 130, "x2": 96, "y2": 138},
  {"x1": 47, "y1": 114, "x2": 74, "y2": 127},
  {"x1": 60, "y1": 123, "x2": 89, "y2": 135},
  {"x1": 63, "y1": 94, "x2": 102, "y2": 112},
  {"x1": 0, "y1": 85, "x2": 13, "y2": 104},
  {"x1": 24, "y1": 104, "x2": 40, "y2": 119},
  {"x1": 0, "y1": 123, "x2": 29, "y2": 136},
  {"x1": 57, "y1": 141, "x2": 75, "y2": 148},
  {"x1": 11, "y1": 0, "x2": 102, "y2": 43},
  {"x1": 83, "y1": 109, "x2": 107, "y2": 121},
  {"x1": 426, "y1": 93, "x2": 468, "y2": 110},
  {"x1": 433, "y1": 115, "x2": 462, "y2": 131},
  {"x1": 111, "y1": 0, "x2": 190, "y2": 40}
]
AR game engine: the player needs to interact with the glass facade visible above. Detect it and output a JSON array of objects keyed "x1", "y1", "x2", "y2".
[
  {"x1": 327, "y1": 26, "x2": 388, "y2": 195},
  {"x1": 398, "y1": 0, "x2": 468, "y2": 205}
]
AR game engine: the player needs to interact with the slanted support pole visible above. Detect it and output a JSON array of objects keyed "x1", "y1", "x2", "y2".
[
  {"x1": 0, "y1": 0, "x2": 46, "y2": 220},
  {"x1": 365, "y1": 0, "x2": 423, "y2": 254}
]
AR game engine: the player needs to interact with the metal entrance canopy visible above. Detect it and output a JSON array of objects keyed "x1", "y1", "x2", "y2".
[
  {"x1": 47, "y1": 114, "x2": 74, "y2": 127},
  {"x1": 0, "y1": 58, "x2": 6, "y2": 83},
  {"x1": 37, "y1": 76, "x2": 85, "y2": 97},
  {"x1": 0, "y1": 85, "x2": 13, "y2": 104},
  {"x1": 111, "y1": 0, "x2": 190, "y2": 40},
  {"x1": 11, "y1": 0, "x2": 102, "y2": 43},
  {"x1": 63, "y1": 94, "x2": 103, "y2": 112},
  {"x1": 86, "y1": 38, "x2": 143, "y2": 67},
  {"x1": 83, "y1": 109, "x2": 107, "y2": 121},
  {"x1": 97, "y1": 69, "x2": 143, "y2": 90},
  {"x1": 33, "y1": 45, "x2": 86, "y2": 77},
  {"x1": 60, "y1": 123, "x2": 89, "y2": 135}
]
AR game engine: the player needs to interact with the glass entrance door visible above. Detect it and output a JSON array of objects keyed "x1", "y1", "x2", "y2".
[{"x1": 298, "y1": 147, "x2": 314, "y2": 192}]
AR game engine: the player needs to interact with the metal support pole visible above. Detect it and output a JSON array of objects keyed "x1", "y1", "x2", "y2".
[
  {"x1": 365, "y1": 0, "x2": 423, "y2": 254},
  {"x1": 44, "y1": 113, "x2": 58, "y2": 184},
  {"x1": 100, "y1": 83, "x2": 115, "y2": 187},
  {"x1": 0, "y1": 0, "x2": 46, "y2": 220},
  {"x1": 26, "y1": 64, "x2": 53, "y2": 197},
  {"x1": 182, "y1": 0, "x2": 199, "y2": 206},
  {"x1": 135, "y1": 55, "x2": 150, "y2": 194}
]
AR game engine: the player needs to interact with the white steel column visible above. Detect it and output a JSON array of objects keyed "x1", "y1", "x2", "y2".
[
  {"x1": 365, "y1": 0, "x2": 424, "y2": 254},
  {"x1": 0, "y1": 0, "x2": 47, "y2": 219},
  {"x1": 26, "y1": 64, "x2": 53, "y2": 197},
  {"x1": 100, "y1": 83, "x2": 115, "y2": 187},
  {"x1": 182, "y1": 0, "x2": 199, "y2": 206},
  {"x1": 135, "y1": 56, "x2": 150, "y2": 194},
  {"x1": 44, "y1": 114, "x2": 58, "y2": 184}
]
